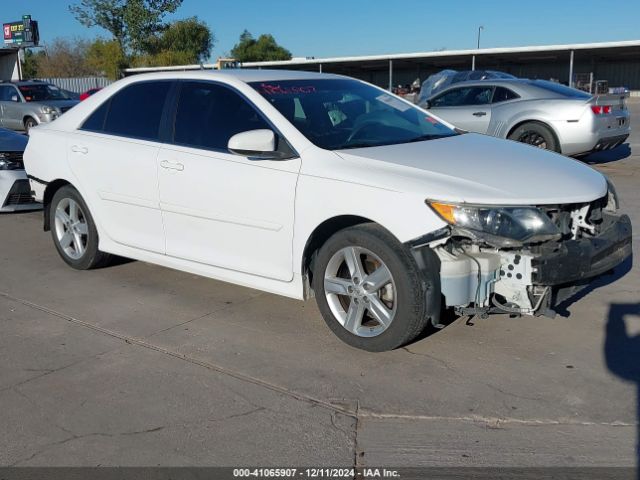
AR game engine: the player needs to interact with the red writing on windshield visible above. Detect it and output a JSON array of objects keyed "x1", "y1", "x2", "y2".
[{"x1": 258, "y1": 83, "x2": 316, "y2": 95}]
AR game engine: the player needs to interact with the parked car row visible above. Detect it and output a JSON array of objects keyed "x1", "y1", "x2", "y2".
[{"x1": 22, "y1": 70, "x2": 632, "y2": 351}]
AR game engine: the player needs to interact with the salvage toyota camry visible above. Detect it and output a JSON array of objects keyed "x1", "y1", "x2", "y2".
[{"x1": 23, "y1": 70, "x2": 632, "y2": 351}]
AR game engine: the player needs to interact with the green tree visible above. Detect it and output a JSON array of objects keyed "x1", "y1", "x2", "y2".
[
  {"x1": 35, "y1": 37, "x2": 95, "y2": 78},
  {"x1": 21, "y1": 49, "x2": 44, "y2": 78},
  {"x1": 131, "y1": 49, "x2": 195, "y2": 68},
  {"x1": 146, "y1": 16, "x2": 214, "y2": 64},
  {"x1": 86, "y1": 38, "x2": 128, "y2": 79},
  {"x1": 230, "y1": 30, "x2": 292, "y2": 62},
  {"x1": 69, "y1": 0, "x2": 183, "y2": 53}
]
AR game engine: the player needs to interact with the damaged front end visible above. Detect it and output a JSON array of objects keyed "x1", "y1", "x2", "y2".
[{"x1": 411, "y1": 191, "x2": 632, "y2": 318}]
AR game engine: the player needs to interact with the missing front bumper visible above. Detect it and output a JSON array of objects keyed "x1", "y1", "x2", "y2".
[
  {"x1": 531, "y1": 213, "x2": 632, "y2": 286},
  {"x1": 425, "y1": 212, "x2": 632, "y2": 317}
]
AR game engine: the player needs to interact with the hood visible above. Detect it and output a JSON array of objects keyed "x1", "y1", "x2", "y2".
[
  {"x1": 32, "y1": 99, "x2": 80, "y2": 110},
  {"x1": 335, "y1": 133, "x2": 607, "y2": 205},
  {"x1": 0, "y1": 128, "x2": 27, "y2": 152}
]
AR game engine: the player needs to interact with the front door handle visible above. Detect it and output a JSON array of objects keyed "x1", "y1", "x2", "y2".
[
  {"x1": 160, "y1": 160, "x2": 185, "y2": 171},
  {"x1": 70, "y1": 145, "x2": 88, "y2": 154},
  {"x1": 472, "y1": 111, "x2": 487, "y2": 117}
]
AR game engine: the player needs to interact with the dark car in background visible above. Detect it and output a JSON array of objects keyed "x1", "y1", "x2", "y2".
[{"x1": 0, "y1": 128, "x2": 40, "y2": 212}]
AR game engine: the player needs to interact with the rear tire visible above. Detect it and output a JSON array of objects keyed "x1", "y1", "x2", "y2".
[
  {"x1": 312, "y1": 223, "x2": 440, "y2": 352},
  {"x1": 508, "y1": 122, "x2": 559, "y2": 152},
  {"x1": 50, "y1": 186, "x2": 113, "y2": 270},
  {"x1": 24, "y1": 117, "x2": 38, "y2": 134}
]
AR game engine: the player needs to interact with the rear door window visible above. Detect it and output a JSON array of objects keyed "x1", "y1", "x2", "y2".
[{"x1": 81, "y1": 81, "x2": 172, "y2": 141}]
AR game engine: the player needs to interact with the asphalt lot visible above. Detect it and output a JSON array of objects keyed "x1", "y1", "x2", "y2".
[{"x1": 1, "y1": 100, "x2": 639, "y2": 468}]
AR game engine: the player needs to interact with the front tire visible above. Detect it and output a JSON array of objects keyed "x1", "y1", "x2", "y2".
[
  {"x1": 50, "y1": 186, "x2": 112, "y2": 269},
  {"x1": 508, "y1": 121, "x2": 559, "y2": 152},
  {"x1": 312, "y1": 224, "x2": 440, "y2": 352}
]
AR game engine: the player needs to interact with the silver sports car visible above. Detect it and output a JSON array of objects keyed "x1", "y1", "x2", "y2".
[{"x1": 421, "y1": 79, "x2": 630, "y2": 156}]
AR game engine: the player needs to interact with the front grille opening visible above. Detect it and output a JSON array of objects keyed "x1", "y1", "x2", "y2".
[
  {"x1": 0, "y1": 151, "x2": 24, "y2": 170},
  {"x1": 540, "y1": 196, "x2": 607, "y2": 239},
  {"x1": 3, "y1": 179, "x2": 36, "y2": 207}
]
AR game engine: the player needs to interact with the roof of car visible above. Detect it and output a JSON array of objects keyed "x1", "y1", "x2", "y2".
[
  {"x1": 124, "y1": 69, "x2": 346, "y2": 83},
  {"x1": 427, "y1": 78, "x2": 589, "y2": 99},
  {"x1": 8, "y1": 80, "x2": 41, "y2": 84}
]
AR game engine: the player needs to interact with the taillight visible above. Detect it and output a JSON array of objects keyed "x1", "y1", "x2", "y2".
[{"x1": 591, "y1": 105, "x2": 612, "y2": 115}]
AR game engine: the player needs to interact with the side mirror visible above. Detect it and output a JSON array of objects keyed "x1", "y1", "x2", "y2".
[
  {"x1": 10, "y1": 94, "x2": 19, "y2": 103},
  {"x1": 228, "y1": 129, "x2": 282, "y2": 160}
]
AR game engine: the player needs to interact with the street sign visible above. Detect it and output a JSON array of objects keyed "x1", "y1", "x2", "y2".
[{"x1": 3, "y1": 15, "x2": 39, "y2": 46}]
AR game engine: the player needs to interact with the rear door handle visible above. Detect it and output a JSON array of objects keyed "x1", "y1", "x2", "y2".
[
  {"x1": 472, "y1": 111, "x2": 487, "y2": 117},
  {"x1": 160, "y1": 160, "x2": 184, "y2": 171},
  {"x1": 70, "y1": 145, "x2": 88, "y2": 154}
]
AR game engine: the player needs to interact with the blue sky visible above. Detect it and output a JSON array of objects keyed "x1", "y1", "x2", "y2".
[{"x1": 4, "y1": 0, "x2": 640, "y2": 59}]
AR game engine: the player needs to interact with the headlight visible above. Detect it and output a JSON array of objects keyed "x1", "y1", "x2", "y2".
[
  {"x1": 0, "y1": 153, "x2": 11, "y2": 170},
  {"x1": 428, "y1": 201, "x2": 560, "y2": 245},
  {"x1": 41, "y1": 105, "x2": 56, "y2": 114},
  {"x1": 605, "y1": 177, "x2": 619, "y2": 212}
]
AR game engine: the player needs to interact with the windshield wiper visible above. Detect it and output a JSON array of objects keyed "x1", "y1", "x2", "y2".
[{"x1": 406, "y1": 134, "x2": 453, "y2": 144}]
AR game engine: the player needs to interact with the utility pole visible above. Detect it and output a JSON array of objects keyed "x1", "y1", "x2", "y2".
[{"x1": 472, "y1": 26, "x2": 484, "y2": 71}]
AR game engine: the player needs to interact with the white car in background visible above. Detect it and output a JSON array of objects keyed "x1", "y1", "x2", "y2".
[
  {"x1": 422, "y1": 79, "x2": 630, "y2": 156},
  {"x1": 24, "y1": 70, "x2": 632, "y2": 351}
]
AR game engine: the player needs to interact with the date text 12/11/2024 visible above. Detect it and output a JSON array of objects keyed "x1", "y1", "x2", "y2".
[{"x1": 232, "y1": 468, "x2": 401, "y2": 478}]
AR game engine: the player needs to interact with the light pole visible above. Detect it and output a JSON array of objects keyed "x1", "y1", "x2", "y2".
[{"x1": 472, "y1": 25, "x2": 484, "y2": 71}]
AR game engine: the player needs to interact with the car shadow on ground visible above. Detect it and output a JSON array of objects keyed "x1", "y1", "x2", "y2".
[
  {"x1": 604, "y1": 302, "x2": 640, "y2": 477},
  {"x1": 582, "y1": 143, "x2": 632, "y2": 165},
  {"x1": 554, "y1": 255, "x2": 633, "y2": 317}
]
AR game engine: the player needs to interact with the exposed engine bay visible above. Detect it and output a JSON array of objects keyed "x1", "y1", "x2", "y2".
[{"x1": 422, "y1": 195, "x2": 632, "y2": 318}]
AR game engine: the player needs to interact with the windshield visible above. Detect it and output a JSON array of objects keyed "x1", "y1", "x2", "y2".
[
  {"x1": 18, "y1": 84, "x2": 70, "y2": 102},
  {"x1": 249, "y1": 79, "x2": 457, "y2": 150},
  {"x1": 531, "y1": 80, "x2": 592, "y2": 99}
]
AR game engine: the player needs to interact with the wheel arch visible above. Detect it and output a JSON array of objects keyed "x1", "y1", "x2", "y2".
[
  {"x1": 23, "y1": 115, "x2": 39, "y2": 127},
  {"x1": 301, "y1": 215, "x2": 376, "y2": 288},
  {"x1": 506, "y1": 119, "x2": 562, "y2": 153},
  {"x1": 42, "y1": 179, "x2": 72, "y2": 231}
]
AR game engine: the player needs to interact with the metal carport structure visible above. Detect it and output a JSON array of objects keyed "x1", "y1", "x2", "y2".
[{"x1": 242, "y1": 40, "x2": 640, "y2": 92}]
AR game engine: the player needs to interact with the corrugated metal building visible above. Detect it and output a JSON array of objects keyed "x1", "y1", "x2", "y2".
[
  {"x1": 36, "y1": 76, "x2": 112, "y2": 93},
  {"x1": 241, "y1": 40, "x2": 640, "y2": 92}
]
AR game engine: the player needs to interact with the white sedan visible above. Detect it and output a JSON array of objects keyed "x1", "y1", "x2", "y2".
[{"x1": 24, "y1": 70, "x2": 632, "y2": 351}]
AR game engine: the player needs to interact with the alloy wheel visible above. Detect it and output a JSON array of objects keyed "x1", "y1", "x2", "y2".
[
  {"x1": 518, "y1": 130, "x2": 548, "y2": 149},
  {"x1": 323, "y1": 246, "x2": 397, "y2": 337},
  {"x1": 54, "y1": 197, "x2": 89, "y2": 260}
]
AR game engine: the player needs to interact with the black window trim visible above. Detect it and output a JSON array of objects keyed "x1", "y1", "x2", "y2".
[
  {"x1": 490, "y1": 86, "x2": 521, "y2": 104},
  {"x1": 432, "y1": 85, "x2": 495, "y2": 108},
  {"x1": 76, "y1": 78, "x2": 299, "y2": 158},
  {"x1": 166, "y1": 79, "x2": 299, "y2": 159},
  {"x1": 78, "y1": 79, "x2": 176, "y2": 143}
]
